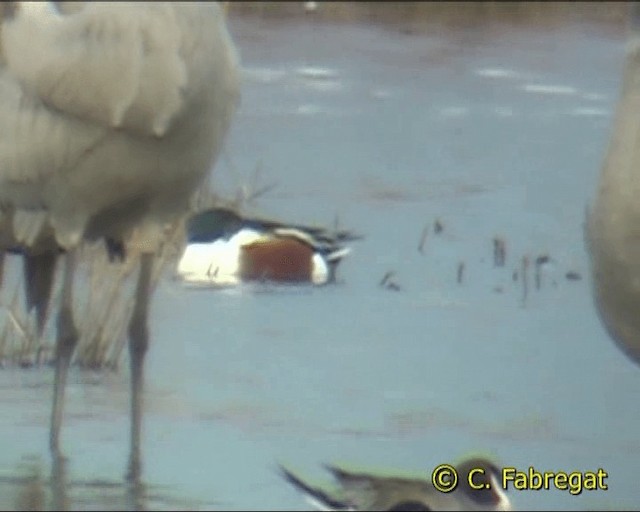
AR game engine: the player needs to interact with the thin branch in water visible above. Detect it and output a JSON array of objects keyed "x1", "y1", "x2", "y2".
[
  {"x1": 521, "y1": 255, "x2": 530, "y2": 307},
  {"x1": 379, "y1": 270, "x2": 401, "y2": 291},
  {"x1": 417, "y1": 224, "x2": 429, "y2": 254},
  {"x1": 457, "y1": 261, "x2": 465, "y2": 284}
]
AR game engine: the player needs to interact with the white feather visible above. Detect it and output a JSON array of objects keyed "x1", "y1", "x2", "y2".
[
  {"x1": 177, "y1": 229, "x2": 264, "y2": 286},
  {"x1": 310, "y1": 253, "x2": 329, "y2": 285}
]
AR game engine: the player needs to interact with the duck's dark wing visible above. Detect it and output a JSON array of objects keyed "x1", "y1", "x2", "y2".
[{"x1": 244, "y1": 214, "x2": 364, "y2": 246}]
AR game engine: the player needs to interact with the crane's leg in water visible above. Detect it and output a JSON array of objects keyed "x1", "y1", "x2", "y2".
[
  {"x1": 126, "y1": 252, "x2": 154, "y2": 483},
  {"x1": 50, "y1": 250, "x2": 78, "y2": 458}
]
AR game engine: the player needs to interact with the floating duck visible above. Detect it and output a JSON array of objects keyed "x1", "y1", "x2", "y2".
[
  {"x1": 280, "y1": 457, "x2": 511, "y2": 511},
  {"x1": 176, "y1": 207, "x2": 359, "y2": 286}
]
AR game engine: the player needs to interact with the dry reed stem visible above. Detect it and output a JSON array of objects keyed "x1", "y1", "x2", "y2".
[{"x1": 0, "y1": 159, "x2": 272, "y2": 369}]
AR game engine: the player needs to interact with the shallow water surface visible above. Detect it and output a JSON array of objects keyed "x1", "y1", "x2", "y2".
[{"x1": 0, "y1": 8, "x2": 638, "y2": 512}]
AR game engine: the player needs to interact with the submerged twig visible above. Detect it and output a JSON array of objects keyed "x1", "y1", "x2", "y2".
[
  {"x1": 521, "y1": 255, "x2": 529, "y2": 307},
  {"x1": 457, "y1": 261, "x2": 465, "y2": 285},
  {"x1": 417, "y1": 224, "x2": 429, "y2": 254}
]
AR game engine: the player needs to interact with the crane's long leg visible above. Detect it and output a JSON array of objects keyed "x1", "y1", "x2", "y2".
[
  {"x1": 51, "y1": 452, "x2": 69, "y2": 511},
  {"x1": 126, "y1": 251, "x2": 154, "y2": 484},
  {"x1": 50, "y1": 250, "x2": 78, "y2": 457}
]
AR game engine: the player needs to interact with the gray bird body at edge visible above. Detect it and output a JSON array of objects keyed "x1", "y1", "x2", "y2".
[
  {"x1": 280, "y1": 458, "x2": 512, "y2": 511},
  {"x1": 587, "y1": 2, "x2": 640, "y2": 367},
  {"x1": 0, "y1": 1, "x2": 240, "y2": 482}
]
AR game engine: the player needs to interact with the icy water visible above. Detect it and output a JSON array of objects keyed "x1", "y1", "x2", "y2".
[{"x1": 1, "y1": 9, "x2": 639, "y2": 512}]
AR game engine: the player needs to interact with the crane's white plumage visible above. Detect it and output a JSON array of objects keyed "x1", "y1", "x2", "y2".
[
  {"x1": 0, "y1": 1, "x2": 240, "y2": 482},
  {"x1": 0, "y1": 1, "x2": 240, "y2": 248}
]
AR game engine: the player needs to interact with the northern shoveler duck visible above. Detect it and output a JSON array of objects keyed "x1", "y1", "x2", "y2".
[
  {"x1": 280, "y1": 457, "x2": 511, "y2": 511},
  {"x1": 176, "y1": 207, "x2": 360, "y2": 286}
]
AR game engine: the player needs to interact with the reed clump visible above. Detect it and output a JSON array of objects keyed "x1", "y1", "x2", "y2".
[
  {"x1": 0, "y1": 220, "x2": 185, "y2": 371},
  {"x1": 0, "y1": 160, "x2": 269, "y2": 370}
]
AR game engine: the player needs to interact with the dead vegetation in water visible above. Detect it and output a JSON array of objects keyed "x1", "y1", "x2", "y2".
[
  {"x1": 0, "y1": 159, "x2": 274, "y2": 371},
  {"x1": 0, "y1": 221, "x2": 185, "y2": 371},
  {"x1": 3, "y1": 455, "x2": 209, "y2": 510}
]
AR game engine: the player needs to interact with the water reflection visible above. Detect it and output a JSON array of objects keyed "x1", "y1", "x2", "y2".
[{"x1": 1, "y1": 456, "x2": 212, "y2": 511}]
